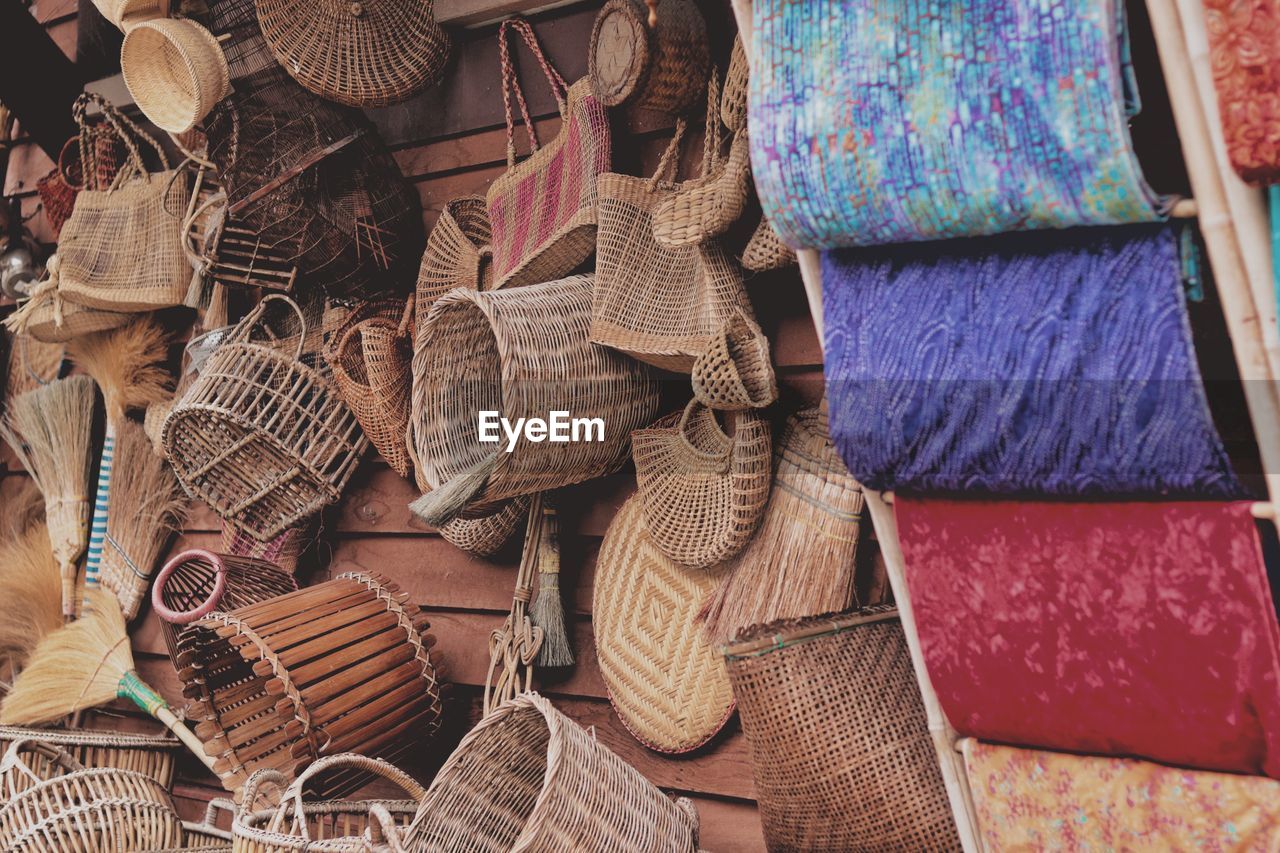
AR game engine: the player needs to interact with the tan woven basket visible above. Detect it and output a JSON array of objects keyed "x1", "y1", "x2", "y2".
[
  {"x1": 411, "y1": 274, "x2": 660, "y2": 523},
  {"x1": 438, "y1": 495, "x2": 530, "y2": 557},
  {"x1": 721, "y1": 35, "x2": 749, "y2": 134},
  {"x1": 632, "y1": 401, "x2": 771, "y2": 569},
  {"x1": 325, "y1": 297, "x2": 415, "y2": 478},
  {"x1": 175, "y1": 571, "x2": 445, "y2": 799},
  {"x1": 650, "y1": 130, "x2": 753, "y2": 249},
  {"x1": 594, "y1": 497, "x2": 735, "y2": 753},
  {"x1": 0, "y1": 739, "x2": 185, "y2": 852},
  {"x1": 402, "y1": 692, "x2": 701, "y2": 851},
  {"x1": 416, "y1": 196, "x2": 492, "y2": 320},
  {"x1": 122, "y1": 18, "x2": 231, "y2": 134},
  {"x1": 588, "y1": 0, "x2": 708, "y2": 114},
  {"x1": 163, "y1": 296, "x2": 368, "y2": 542},
  {"x1": 7, "y1": 257, "x2": 132, "y2": 344},
  {"x1": 724, "y1": 608, "x2": 962, "y2": 851},
  {"x1": 170, "y1": 798, "x2": 235, "y2": 852},
  {"x1": 0, "y1": 724, "x2": 180, "y2": 795},
  {"x1": 232, "y1": 754, "x2": 425, "y2": 852},
  {"x1": 741, "y1": 215, "x2": 797, "y2": 272}
]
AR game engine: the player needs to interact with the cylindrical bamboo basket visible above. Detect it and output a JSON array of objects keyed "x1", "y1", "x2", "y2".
[
  {"x1": 402, "y1": 693, "x2": 700, "y2": 852},
  {"x1": 174, "y1": 572, "x2": 445, "y2": 800},
  {"x1": 121, "y1": 18, "x2": 231, "y2": 133},
  {"x1": 152, "y1": 549, "x2": 299, "y2": 662},
  {"x1": 0, "y1": 724, "x2": 180, "y2": 795}
]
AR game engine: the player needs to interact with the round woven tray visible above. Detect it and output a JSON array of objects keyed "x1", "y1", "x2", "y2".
[{"x1": 593, "y1": 497, "x2": 735, "y2": 753}]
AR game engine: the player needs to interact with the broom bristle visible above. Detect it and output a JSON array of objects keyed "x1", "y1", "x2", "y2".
[
  {"x1": 531, "y1": 571, "x2": 574, "y2": 667},
  {"x1": 0, "y1": 588, "x2": 132, "y2": 724},
  {"x1": 67, "y1": 317, "x2": 172, "y2": 421},
  {"x1": 410, "y1": 456, "x2": 497, "y2": 527},
  {"x1": 0, "y1": 476, "x2": 45, "y2": 544},
  {"x1": 0, "y1": 523, "x2": 63, "y2": 675}
]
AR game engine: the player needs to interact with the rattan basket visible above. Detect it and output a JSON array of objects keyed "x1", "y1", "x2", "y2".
[
  {"x1": 741, "y1": 215, "x2": 796, "y2": 272},
  {"x1": 163, "y1": 296, "x2": 368, "y2": 541},
  {"x1": 0, "y1": 739, "x2": 185, "y2": 852},
  {"x1": 232, "y1": 753, "x2": 425, "y2": 852},
  {"x1": 0, "y1": 724, "x2": 180, "y2": 794},
  {"x1": 438, "y1": 495, "x2": 530, "y2": 557},
  {"x1": 416, "y1": 196, "x2": 492, "y2": 325},
  {"x1": 721, "y1": 35, "x2": 748, "y2": 134},
  {"x1": 402, "y1": 693, "x2": 701, "y2": 851},
  {"x1": 411, "y1": 274, "x2": 660, "y2": 522},
  {"x1": 174, "y1": 571, "x2": 445, "y2": 799},
  {"x1": 588, "y1": 0, "x2": 708, "y2": 114},
  {"x1": 121, "y1": 18, "x2": 231, "y2": 134},
  {"x1": 724, "y1": 608, "x2": 961, "y2": 851},
  {"x1": 152, "y1": 548, "x2": 299, "y2": 662}
]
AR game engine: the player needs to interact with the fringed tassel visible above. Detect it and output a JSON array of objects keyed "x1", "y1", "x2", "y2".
[{"x1": 410, "y1": 455, "x2": 497, "y2": 527}]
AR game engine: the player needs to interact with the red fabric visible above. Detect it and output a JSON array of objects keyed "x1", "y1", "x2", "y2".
[
  {"x1": 1205, "y1": 0, "x2": 1280, "y2": 184},
  {"x1": 897, "y1": 498, "x2": 1280, "y2": 778}
]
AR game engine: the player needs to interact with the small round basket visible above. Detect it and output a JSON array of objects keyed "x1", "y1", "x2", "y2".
[
  {"x1": 402, "y1": 693, "x2": 700, "y2": 851},
  {"x1": 588, "y1": 0, "x2": 708, "y2": 114},
  {"x1": 0, "y1": 724, "x2": 180, "y2": 796},
  {"x1": 438, "y1": 495, "x2": 530, "y2": 557},
  {"x1": 122, "y1": 18, "x2": 231, "y2": 134}
]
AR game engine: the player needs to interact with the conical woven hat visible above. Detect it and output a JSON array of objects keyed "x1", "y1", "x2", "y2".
[
  {"x1": 254, "y1": 0, "x2": 450, "y2": 107},
  {"x1": 593, "y1": 496, "x2": 735, "y2": 753}
]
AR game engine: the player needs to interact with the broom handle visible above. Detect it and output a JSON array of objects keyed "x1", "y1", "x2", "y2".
[
  {"x1": 82, "y1": 418, "x2": 116, "y2": 603},
  {"x1": 118, "y1": 669, "x2": 217, "y2": 771}
]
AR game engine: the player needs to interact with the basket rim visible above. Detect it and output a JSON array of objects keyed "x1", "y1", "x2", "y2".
[
  {"x1": 0, "y1": 724, "x2": 179, "y2": 749},
  {"x1": 722, "y1": 605, "x2": 901, "y2": 659}
]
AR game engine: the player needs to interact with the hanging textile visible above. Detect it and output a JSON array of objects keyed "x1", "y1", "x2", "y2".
[
  {"x1": 897, "y1": 498, "x2": 1280, "y2": 778},
  {"x1": 823, "y1": 224, "x2": 1242, "y2": 497},
  {"x1": 1205, "y1": 0, "x2": 1280, "y2": 184},
  {"x1": 963, "y1": 740, "x2": 1280, "y2": 850},
  {"x1": 748, "y1": 0, "x2": 1163, "y2": 249}
]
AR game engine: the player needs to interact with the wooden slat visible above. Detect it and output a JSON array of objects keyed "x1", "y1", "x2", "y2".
[
  {"x1": 4, "y1": 141, "x2": 55, "y2": 196},
  {"x1": 36, "y1": 0, "x2": 79, "y2": 22}
]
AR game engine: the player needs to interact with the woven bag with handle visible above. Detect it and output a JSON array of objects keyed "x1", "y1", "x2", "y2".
[{"x1": 36, "y1": 116, "x2": 127, "y2": 238}]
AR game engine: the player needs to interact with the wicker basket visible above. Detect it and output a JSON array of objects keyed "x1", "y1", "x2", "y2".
[
  {"x1": 232, "y1": 753, "x2": 425, "y2": 852},
  {"x1": 724, "y1": 608, "x2": 961, "y2": 851},
  {"x1": 721, "y1": 35, "x2": 748, "y2": 134},
  {"x1": 152, "y1": 548, "x2": 299, "y2": 662},
  {"x1": 741, "y1": 215, "x2": 797, "y2": 272},
  {"x1": 438, "y1": 496, "x2": 530, "y2": 557},
  {"x1": 411, "y1": 274, "x2": 660, "y2": 522},
  {"x1": 0, "y1": 724, "x2": 180, "y2": 794},
  {"x1": 402, "y1": 693, "x2": 700, "y2": 851},
  {"x1": 0, "y1": 739, "x2": 185, "y2": 852},
  {"x1": 175, "y1": 571, "x2": 445, "y2": 799},
  {"x1": 10, "y1": 257, "x2": 132, "y2": 344},
  {"x1": 221, "y1": 519, "x2": 310, "y2": 575},
  {"x1": 121, "y1": 18, "x2": 231, "y2": 134},
  {"x1": 588, "y1": 0, "x2": 708, "y2": 114},
  {"x1": 650, "y1": 130, "x2": 753, "y2": 248},
  {"x1": 416, "y1": 196, "x2": 492, "y2": 324},
  {"x1": 163, "y1": 296, "x2": 368, "y2": 542}
]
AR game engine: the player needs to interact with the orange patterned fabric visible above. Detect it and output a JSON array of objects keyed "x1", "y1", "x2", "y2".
[{"x1": 1206, "y1": 0, "x2": 1280, "y2": 184}]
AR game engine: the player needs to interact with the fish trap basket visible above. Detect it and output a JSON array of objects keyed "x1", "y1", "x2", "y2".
[
  {"x1": 0, "y1": 739, "x2": 184, "y2": 852},
  {"x1": 232, "y1": 753, "x2": 425, "y2": 852},
  {"x1": 411, "y1": 274, "x2": 661, "y2": 519},
  {"x1": 723, "y1": 607, "x2": 961, "y2": 851},
  {"x1": 163, "y1": 295, "x2": 368, "y2": 542},
  {"x1": 152, "y1": 548, "x2": 299, "y2": 662},
  {"x1": 401, "y1": 693, "x2": 700, "y2": 852},
  {"x1": 174, "y1": 571, "x2": 445, "y2": 800},
  {"x1": 0, "y1": 724, "x2": 180, "y2": 796}
]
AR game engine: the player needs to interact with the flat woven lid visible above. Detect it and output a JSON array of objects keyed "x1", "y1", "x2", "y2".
[
  {"x1": 254, "y1": 0, "x2": 448, "y2": 107},
  {"x1": 593, "y1": 496, "x2": 735, "y2": 753}
]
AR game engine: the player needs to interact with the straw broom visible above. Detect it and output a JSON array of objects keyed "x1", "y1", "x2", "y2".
[
  {"x1": 529, "y1": 494, "x2": 573, "y2": 667},
  {"x1": 0, "y1": 523, "x2": 63, "y2": 685},
  {"x1": 0, "y1": 376, "x2": 97, "y2": 617},
  {"x1": 67, "y1": 317, "x2": 171, "y2": 605},
  {"x1": 0, "y1": 587, "x2": 217, "y2": 771},
  {"x1": 0, "y1": 475, "x2": 45, "y2": 544}
]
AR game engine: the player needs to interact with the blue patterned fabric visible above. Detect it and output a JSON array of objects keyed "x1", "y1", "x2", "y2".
[
  {"x1": 750, "y1": 0, "x2": 1165, "y2": 249},
  {"x1": 823, "y1": 224, "x2": 1243, "y2": 497}
]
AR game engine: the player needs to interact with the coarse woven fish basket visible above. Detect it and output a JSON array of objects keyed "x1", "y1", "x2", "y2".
[
  {"x1": 741, "y1": 215, "x2": 796, "y2": 272},
  {"x1": 232, "y1": 753, "x2": 425, "y2": 852},
  {"x1": 415, "y1": 196, "x2": 492, "y2": 325},
  {"x1": 152, "y1": 548, "x2": 299, "y2": 663},
  {"x1": 401, "y1": 692, "x2": 700, "y2": 852},
  {"x1": 0, "y1": 725, "x2": 180, "y2": 797},
  {"x1": 0, "y1": 739, "x2": 184, "y2": 852},
  {"x1": 174, "y1": 571, "x2": 445, "y2": 800},
  {"x1": 411, "y1": 274, "x2": 660, "y2": 521},
  {"x1": 724, "y1": 607, "x2": 961, "y2": 851},
  {"x1": 438, "y1": 496, "x2": 531, "y2": 558},
  {"x1": 163, "y1": 295, "x2": 368, "y2": 542}
]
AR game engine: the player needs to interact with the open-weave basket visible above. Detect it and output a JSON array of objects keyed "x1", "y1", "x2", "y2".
[
  {"x1": 233, "y1": 753, "x2": 425, "y2": 851},
  {"x1": 741, "y1": 215, "x2": 796, "y2": 272},
  {"x1": 416, "y1": 196, "x2": 492, "y2": 322},
  {"x1": 6, "y1": 256, "x2": 132, "y2": 344},
  {"x1": 724, "y1": 608, "x2": 962, "y2": 851},
  {"x1": 0, "y1": 739, "x2": 185, "y2": 852},
  {"x1": 0, "y1": 725, "x2": 180, "y2": 795},
  {"x1": 438, "y1": 495, "x2": 530, "y2": 557},
  {"x1": 411, "y1": 274, "x2": 660, "y2": 521},
  {"x1": 402, "y1": 692, "x2": 701, "y2": 851},
  {"x1": 588, "y1": 0, "x2": 708, "y2": 114},
  {"x1": 721, "y1": 35, "x2": 749, "y2": 133},
  {"x1": 175, "y1": 571, "x2": 445, "y2": 799},
  {"x1": 163, "y1": 296, "x2": 368, "y2": 542},
  {"x1": 632, "y1": 402, "x2": 771, "y2": 568},
  {"x1": 121, "y1": 18, "x2": 231, "y2": 134}
]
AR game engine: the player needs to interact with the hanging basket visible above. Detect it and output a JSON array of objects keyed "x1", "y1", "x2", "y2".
[
  {"x1": 121, "y1": 18, "x2": 231, "y2": 134},
  {"x1": 402, "y1": 693, "x2": 701, "y2": 851},
  {"x1": 438, "y1": 495, "x2": 530, "y2": 558},
  {"x1": 741, "y1": 215, "x2": 796, "y2": 272},
  {"x1": 174, "y1": 571, "x2": 445, "y2": 799},
  {"x1": 0, "y1": 725, "x2": 180, "y2": 797},
  {"x1": 163, "y1": 295, "x2": 368, "y2": 541},
  {"x1": 588, "y1": 0, "x2": 709, "y2": 114},
  {"x1": 416, "y1": 196, "x2": 492, "y2": 320}
]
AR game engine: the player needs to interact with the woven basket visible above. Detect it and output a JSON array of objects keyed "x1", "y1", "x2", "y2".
[
  {"x1": 438, "y1": 496, "x2": 530, "y2": 557},
  {"x1": 0, "y1": 725, "x2": 180, "y2": 795},
  {"x1": 721, "y1": 35, "x2": 748, "y2": 134},
  {"x1": 325, "y1": 297, "x2": 415, "y2": 478},
  {"x1": 172, "y1": 799, "x2": 235, "y2": 852},
  {"x1": 175, "y1": 571, "x2": 445, "y2": 799},
  {"x1": 8, "y1": 259, "x2": 132, "y2": 343},
  {"x1": 163, "y1": 296, "x2": 368, "y2": 542},
  {"x1": 402, "y1": 692, "x2": 700, "y2": 851},
  {"x1": 594, "y1": 497, "x2": 735, "y2": 752},
  {"x1": 416, "y1": 196, "x2": 492, "y2": 321},
  {"x1": 0, "y1": 739, "x2": 185, "y2": 852},
  {"x1": 650, "y1": 131, "x2": 753, "y2": 248},
  {"x1": 741, "y1": 215, "x2": 796, "y2": 272},
  {"x1": 588, "y1": 0, "x2": 708, "y2": 114},
  {"x1": 411, "y1": 274, "x2": 660, "y2": 522},
  {"x1": 632, "y1": 402, "x2": 771, "y2": 569},
  {"x1": 689, "y1": 312, "x2": 777, "y2": 410},
  {"x1": 232, "y1": 753, "x2": 425, "y2": 852},
  {"x1": 37, "y1": 123, "x2": 127, "y2": 238},
  {"x1": 254, "y1": 0, "x2": 449, "y2": 108},
  {"x1": 122, "y1": 18, "x2": 231, "y2": 133},
  {"x1": 221, "y1": 519, "x2": 310, "y2": 574},
  {"x1": 724, "y1": 608, "x2": 962, "y2": 851},
  {"x1": 152, "y1": 548, "x2": 299, "y2": 662}
]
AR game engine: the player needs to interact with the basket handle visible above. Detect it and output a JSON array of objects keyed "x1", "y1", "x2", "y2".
[
  {"x1": 368, "y1": 802, "x2": 411, "y2": 852},
  {"x1": 55, "y1": 137, "x2": 84, "y2": 191},
  {"x1": 73, "y1": 92, "x2": 170, "y2": 188},
  {"x1": 499, "y1": 16, "x2": 569, "y2": 167},
  {"x1": 151, "y1": 548, "x2": 229, "y2": 625},
  {"x1": 697, "y1": 71, "x2": 723, "y2": 180},
  {"x1": 267, "y1": 754, "x2": 429, "y2": 840},
  {"x1": 203, "y1": 797, "x2": 236, "y2": 826},
  {"x1": 647, "y1": 118, "x2": 689, "y2": 190},
  {"x1": 240, "y1": 768, "x2": 290, "y2": 814},
  {"x1": 0, "y1": 738, "x2": 85, "y2": 785},
  {"x1": 237, "y1": 294, "x2": 310, "y2": 361}
]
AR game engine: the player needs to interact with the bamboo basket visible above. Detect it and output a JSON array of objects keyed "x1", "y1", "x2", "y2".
[
  {"x1": 174, "y1": 571, "x2": 445, "y2": 799},
  {"x1": 0, "y1": 739, "x2": 185, "y2": 852},
  {"x1": 0, "y1": 724, "x2": 180, "y2": 794},
  {"x1": 231, "y1": 753, "x2": 424, "y2": 852},
  {"x1": 402, "y1": 692, "x2": 700, "y2": 852},
  {"x1": 152, "y1": 548, "x2": 299, "y2": 662},
  {"x1": 163, "y1": 295, "x2": 368, "y2": 541}
]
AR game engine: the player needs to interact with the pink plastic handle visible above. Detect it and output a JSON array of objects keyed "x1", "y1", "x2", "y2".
[{"x1": 151, "y1": 548, "x2": 228, "y2": 624}]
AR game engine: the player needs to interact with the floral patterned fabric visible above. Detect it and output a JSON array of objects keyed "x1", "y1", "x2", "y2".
[
  {"x1": 1205, "y1": 0, "x2": 1280, "y2": 184},
  {"x1": 963, "y1": 740, "x2": 1280, "y2": 851}
]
